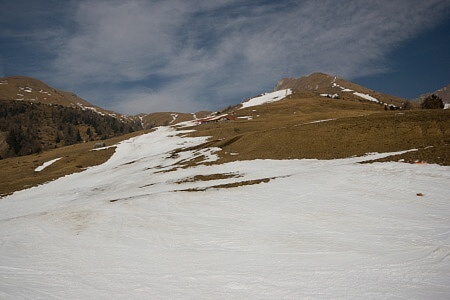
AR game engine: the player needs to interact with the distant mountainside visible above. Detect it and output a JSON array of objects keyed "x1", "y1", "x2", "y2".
[
  {"x1": 274, "y1": 72, "x2": 412, "y2": 109},
  {"x1": 412, "y1": 83, "x2": 450, "y2": 105},
  {"x1": 0, "y1": 76, "x2": 134, "y2": 122},
  {"x1": 0, "y1": 76, "x2": 141, "y2": 159}
]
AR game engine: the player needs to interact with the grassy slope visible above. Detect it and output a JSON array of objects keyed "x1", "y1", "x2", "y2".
[{"x1": 187, "y1": 93, "x2": 449, "y2": 164}]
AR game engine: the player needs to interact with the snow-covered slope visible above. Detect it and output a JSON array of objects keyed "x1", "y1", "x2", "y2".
[{"x1": 1, "y1": 127, "x2": 449, "y2": 299}]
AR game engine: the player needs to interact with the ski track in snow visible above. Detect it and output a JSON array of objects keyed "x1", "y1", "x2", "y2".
[{"x1": 1, "y1": 126, "x2": 450, "y2": 299}]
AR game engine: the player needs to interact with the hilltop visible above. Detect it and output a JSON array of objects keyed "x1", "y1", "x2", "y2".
[
  {"x1": 0, "y1": 76, "x2": 128, "y2": 119},
  {"x1": 274, "y1": 72, "x2": 413, "y2": 109}
]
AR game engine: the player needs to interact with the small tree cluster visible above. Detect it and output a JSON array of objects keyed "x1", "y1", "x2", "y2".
[{"x1": 421, "y1": 94, "x2": 444, "y2": 109}]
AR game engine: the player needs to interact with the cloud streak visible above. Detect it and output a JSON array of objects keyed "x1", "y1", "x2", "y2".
[{"x1": 3, "y1": 0, "x2": 450, "y2": 114}]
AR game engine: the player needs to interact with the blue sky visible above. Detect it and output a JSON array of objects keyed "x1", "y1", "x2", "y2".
[{"x1": 1, "y1": 0, "x2": 449, "y2": 114}]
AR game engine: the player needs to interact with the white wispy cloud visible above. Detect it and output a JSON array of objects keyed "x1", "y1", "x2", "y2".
[{"x1": 20, "y1": 0, "x2": 450, "y2": 114}]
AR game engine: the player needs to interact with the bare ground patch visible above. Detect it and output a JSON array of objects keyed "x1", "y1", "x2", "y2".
[
  {"x1": 179, "y1": 177, "x2": 273, "y2": 192},
  {"x1": 175, "y1": 173, "x2": 242, "y2": 184}
]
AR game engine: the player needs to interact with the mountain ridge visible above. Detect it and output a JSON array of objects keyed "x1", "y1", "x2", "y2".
[
  {"x1": 273, "y1": 72, "x2": 412, "y2": 109},
  {"x1": 0, "y1": 76, "x2": 140, "y2": 123}
]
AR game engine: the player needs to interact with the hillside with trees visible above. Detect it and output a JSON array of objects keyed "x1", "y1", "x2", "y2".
[{"x1": 0, "y1": 100, "x2": 141, "y2": 159}]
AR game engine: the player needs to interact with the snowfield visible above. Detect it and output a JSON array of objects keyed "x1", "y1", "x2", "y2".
[{"x1": 1, "y1": 126, "x2": 449, "y2": 299}]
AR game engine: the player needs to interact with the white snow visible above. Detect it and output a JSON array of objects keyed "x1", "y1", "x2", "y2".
[
  {"x1": 320, "y1": 93, "x2": 339, "y2": 99},
  {"x1": 332, "y1": 83, "x2": 382, "y2": 103},
  {"x1": 304, "y1": 118, "x2": 336, "y2": 124},
  {"x1": 444, "y1": 103, "x2": 450, "y2": 109},
  {"x1": 169, "y1": 113, "x2": 178, "y2": 124},
  {"x1": 333, "y1": 82, "x2": 352, "y2": 91},
  {"x1": 1, "y1": 126, "x2": 449, "y2": 299},
  {"x1": 34, "y1": 157, "x2": 62, "y2": 172},
  {"x1": 175, "y1": 120, "x2": 198, "y2": 128},
  {"x1": 237, "y1": 116, "x2": 253, "y2": 120},
  {"x1": 39, "y1": 89, "x2": 51, "y2": 95},
  {"x1": 77, "y1": 103, "x2": 106, "y2": 116},
  {"x1": 240, "y1": 89, "x2": 292, "y2": 109},
  {"x1": 18, "y1": 86, "x2": 33, "y2": 93},
  {"x1": 353, "y1": 92, "x2": 380, "y2": 103}
]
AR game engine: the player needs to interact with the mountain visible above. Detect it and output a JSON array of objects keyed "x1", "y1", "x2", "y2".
[
  {"x1": 274, "y1": 72, "x2": 413, "y2": 109},
  {"x1": 0, "y1": 76, "x2": 134, "y2": 121},
  {"x1": 0, "y1": 76, "x2": 141, "y2": 159},
  {"x1": 412, "y1": 83, "x2": 450, "y2": 107}
]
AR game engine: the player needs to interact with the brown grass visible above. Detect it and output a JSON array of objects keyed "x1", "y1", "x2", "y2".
[
  {"x1": 175, "y1": 173, "x2": 242, "y2": 184},
  {"x1": 186, "y1": 94, "x2": 450, "y2": 165},
  {"x1": 179, "y1": 178, "x2": 272, "y2": 192}
]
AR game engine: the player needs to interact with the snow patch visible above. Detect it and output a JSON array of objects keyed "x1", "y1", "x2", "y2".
[
  {"x1": 34, "y1": 158, "x2": 62, "y2": 172},
  {"x1": 169, "y1": 114, "x2": 178, "y2": 124},
  {"x1": 353, "y1": 92, "x2": 380, "y2": 103},
  {"x1": 39, "y1": 90, "x2": 51, "y2": 95},
  {"x1": 77, "y1": 103, "x2": 106, "y2": 116},
  {"x1": 304, "y1": 118, "x2": 336, "y2": 124},
  {"x1": 240, "y1": 89, "x2": 292, "y2": 109},
  {"x1": 333, "y1": 83, "x2": 381, "y2": 103},
  {"x1": 320, "y1": 93, "x2": 339, "y2": 99},
  {"x1": 19, "y1": 86, "x2": 33, "y2": 93}
]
